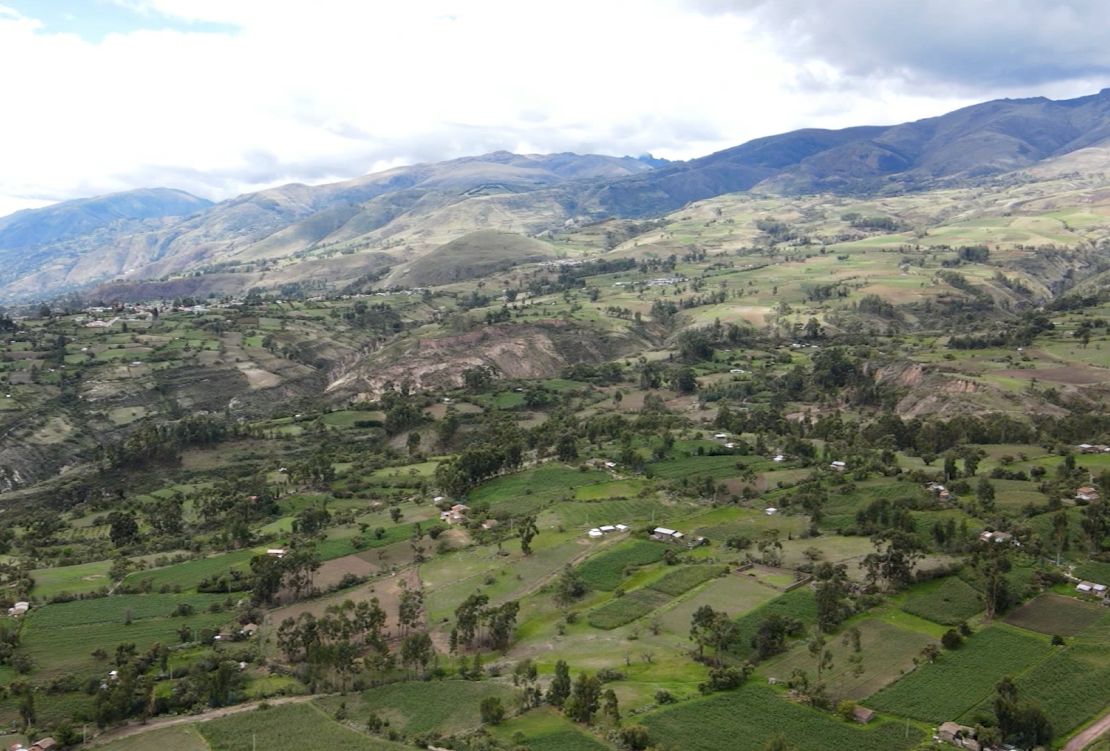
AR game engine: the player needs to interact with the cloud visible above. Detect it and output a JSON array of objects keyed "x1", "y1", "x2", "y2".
[
  {"x1": 0, "y1": 0, "x2": 1103, "y2": 217},
  {"x1": 691, "y1": 0, "x2": 1110, "y2": 90}
]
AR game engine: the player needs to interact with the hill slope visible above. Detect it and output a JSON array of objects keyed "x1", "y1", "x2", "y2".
[{"x1": 392, "y1": 230, "x2": 556, "y2": 287}]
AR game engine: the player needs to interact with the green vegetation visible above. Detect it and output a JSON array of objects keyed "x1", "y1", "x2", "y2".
[
  {"x1": 900, "y1": 576, "x2": 983, "y2": 625},
  {"x1": 199, "y1": 703, "x2": 407, "y2": 751},
  {"x1": 576, "y1": 541, "x2": 667, "y2": 591},
  {"x1": 587, "y1": 588, "x2": 670, "y2": 629}
]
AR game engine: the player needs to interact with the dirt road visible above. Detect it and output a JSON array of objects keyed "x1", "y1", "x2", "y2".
[
  {"x1": 1063, "y1": 710, "x2": 1110, "y2": 751},
  {"x1": 81, "y1": 694, "x2": 319, "y2": 748}
]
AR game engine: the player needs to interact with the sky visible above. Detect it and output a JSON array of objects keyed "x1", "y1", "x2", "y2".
[{"x1": 1, "y1": 0, "x2": 1109, "y2": 218}]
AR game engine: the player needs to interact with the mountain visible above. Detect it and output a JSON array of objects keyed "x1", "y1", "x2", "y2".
[
  {"x1": 591, "y1": 89, "x2": 1110, "y2": 215},
  {"x1": 5, "y1": 89, "x2": 1110, "y2": 303}
]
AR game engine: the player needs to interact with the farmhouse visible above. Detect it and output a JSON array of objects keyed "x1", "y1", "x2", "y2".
[
  {"x1": 773, "y1": 454, "x2": 785, "y2": 462},
  {"x1": 852, "y1": 706, "x2": 875, "y2": 724},
  {"x1": 7, "y1": 601, "x2": 29, "y2": 617},
  {"x1": 829, "y1": 460, "x2": 847, "y2": 471},
  {"x1": 1077, "y1": 443, "x2": 1110, "y2": 454},
  {"x1": 937, "y1": 722, "x2": 979, "y2": 750},
  {"x1": 765, "y1": 507, "x2": 778, "y2": 516},
  {"x1": 588, "y1": 528, "x2": 603, "y2": 538},
  {"x1": 440, "y1": 503, "x2": 470, "y2": 524},
  {"x1": 1076, "y1": 486, "x2": 1100, "y2": 502},
  {"x1": 30, "y1": 739, "x2": 57, "y2": 751},
  {"x1": 651, "y1": 527, "x2": 685, "y2": 543},
  {"x1": 266, "y1": 548, "x2": 287, "y2": 559},
  {"x1": 978, "y1": 530, "x2": 1013, "y2": 544}
]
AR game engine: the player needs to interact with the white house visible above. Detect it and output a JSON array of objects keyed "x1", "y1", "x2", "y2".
[
  {"x1": 764, "y1": 507, "x2": 778, "y2": 516},
  {"x1": 829, "y1": 460, "x2": 847, "y2": 471},
  {"x1": 652, "y1": 527, "x2": 685, "y2": 543},
  {"x1": 7, "y1": 601, "x2": 29, "y2": 617},
  {"x1": 773, "y1": 454, "x2": 785, "y2": 463},
  {"x1": 266, "y1": 548, "x2": 287, "y2": 559},
  {"x1": 588, "y1": 528, "x2": 604, "y2": 539}
]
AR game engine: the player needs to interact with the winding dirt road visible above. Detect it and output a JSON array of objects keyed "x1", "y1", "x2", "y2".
[
  {"x1": 1063, "y1": 710, "x2": 1110, "y2": 751},
  {"x1": 81, "y1": 695, "x2": 320, "y2": 748}
]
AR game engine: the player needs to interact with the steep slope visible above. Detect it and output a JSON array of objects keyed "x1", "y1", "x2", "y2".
[{"x1": 393, "y1": 230, "x2": 555, "y2": 287}]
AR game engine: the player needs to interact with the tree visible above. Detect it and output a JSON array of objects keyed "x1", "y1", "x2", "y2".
[
  {"x1": 519, "y1": 515, "x2": 539, "y2": 556},
  {"x1": 406, "y1": 431, "x2": 422, "y2": 457},
  {"x1": 546, "y1": 660, "x2": 571, "y2": 707},
  {"x1": 861, "y1": 530, "x2": 923, "y2": 591},
  {"x1": 555, "y1": 566, "x2": 588, "y2": 605},
  {"x1": 480, "y1": 696, "x2": 505, "y2": 725},
  {"x1": 976, "y1": 477, "x2": 995, "y2": 512},
  {"x1": 602, "y1": 688, "x2": 620, "y2": 724},
  {"x1": 620, "y1": 725, "x2": 651, "y2": 750},
  {"x1": 565, "y1": 672, "x2": 601, "y2": 724},
  {"x1": 108, "y1": 511, "x2": 140, "y2": 547},
  {"x1": 973, "y1": 543, "x2": 1013, "y2": 620},
  {"x1": 814, "y1": 562, "x2": 850, "y2": 632},
  {"x1": 1051, "y1": 510, "x2": 1070, "y2": 565}
]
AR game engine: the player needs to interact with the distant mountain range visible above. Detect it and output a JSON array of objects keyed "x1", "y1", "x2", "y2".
[{"x1": 5, "y1": 88, "x2": 1110, "y2": 303}]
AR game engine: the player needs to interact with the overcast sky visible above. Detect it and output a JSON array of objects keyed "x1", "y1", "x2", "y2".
[{"x1": 1, "y1": 0, "x2": 1108, "y2": 217}]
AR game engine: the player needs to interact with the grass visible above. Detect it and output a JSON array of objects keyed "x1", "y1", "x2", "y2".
[
  {"x1": 760, "y1": 618, "x2": 934, "y2": 701},
  {"x1": 490, "y1": 707, "x2": 614, "y2": 751},
  {"x1": 199, "y1": 702, "x2": 407, "y2": 751},
  {"x1": 1074, "y1": 559, "x2": 1110, "y2": 584},
  {"x1": 899, "y1": 576, "x2": 983, "y2": 626},
  {"x1": 468, "y1": 465, "x2": 610, "y2": 516},
  {"x1": 659, "y1": 575, "x2": 779, "y2": 634},
  {"x1": 577, "y1": 540, "x2": 667, "y2": 591},
  {"x1": 642, "y1": 683, "x2": 925, "y2": 751},
  {"x1": 315, "y1": 680, "x2": 513, "y2": 737},
  {"x1": 865, "y1": 625, "x2": 1050, "y2": 723},
  {"x1": 1004, "y1": 593, "x2": 1106, "y2": 636},
  {"x1": 647, "y1": 565, "x2": 726, "y2": 597},
  {"x1": 588, "y1": 588, "x2": 671, "y2": 629},
  {"x1": 30, "y1": 559, "x2": 113, "y2": 597}
]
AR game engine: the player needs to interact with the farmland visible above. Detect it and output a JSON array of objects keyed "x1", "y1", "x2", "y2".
[
  {"x1": 576, "y1": 540, "x2": 668, "y2": 591},
  {"x1": 899, "y1": 576, "x2": 983, "y2": 626},
  {"x1": 866, "y1": 626, "x2": 1051, "y2": 723}
]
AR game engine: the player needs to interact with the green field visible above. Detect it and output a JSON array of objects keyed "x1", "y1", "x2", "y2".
[
  {"x1": 732, "y1": 587, "x2": 818, "y2": 661},
  {"x1": 490, "y1": 707, "x2": 614, "y2": 751},
  {"x1": 866, "y1": 625, "x2": 1050, "y2": 722},
  {"x1": 899, "y1": 576, "x2": 983, "y2": 626},
  {"x1": 122, "y1": 549, "x2": 259, "y2": 592},
  {"x1": 315, "y1": 680, "x2": 513, "y2": 737},
  {"x1": 29, "y1": 593, "x2": 230, "y2": 628},
  {"x1": 659, "y1": 575, "x2": 779, "y2": 634},
  {"x1": 588, "y1": 588, "x2": 671, "y2": 629},
  {"x1": 643, "y1": 683, "x2": 925, "y2": 751},
  {"x1": 199, "y1": 703, "x2": 408, "y2": 751},
  {"x1": 577, "y1": 540, "x2": 668, "y2": 591},
  {"x1": 30, "y1": 559, "x2": 113, "y2": 597},
  {"x1": 647, "y1": 565, "x2": 726, "y2": 597}
]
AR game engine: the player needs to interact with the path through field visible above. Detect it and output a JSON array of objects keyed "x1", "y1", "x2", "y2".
[
  {"x1": 82, "y1": 695, "x2": 321, "y2": 748},
  {"x1": 1063, "y1": 709, "x2": 1110, "y2": 751}
]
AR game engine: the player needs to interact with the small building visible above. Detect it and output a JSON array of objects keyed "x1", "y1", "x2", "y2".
[
  {"x1": 239, "y1": 623, "x2": 259, "y2": 637},
  {"x1": 1076, "y1": 486, "x2": 1101, "y2": 502},
  {"x1": 937, "y1": 722, "x2": 978, "y2": 749},
  {"x1": 614, "y1": 524, "x2": 629, "y2": 532},
  {"x1": 29, "y1": 739, "x2": 57, "y2": 751},
  {"x1": 604, "y1": 461, "x2": 617, "y2": 469},
  {"x1": 1077, "y1": 582, "x2": 1094, "y2": 594},
  {"x1": 772, "y1": 454, "x2": 785, "y2": 463},
  {"x1": 713, "y1": 433, "x2": 729, "y2": 440},
  {"x1": 978, "y1": 530, "x2": 1013, "y2": 544},
  {"x1": 7, "y1": 601, "x2": 29, "y2": 617},
  {"x1": 764, "y1": 507, "x2": 778, "y2": 516},
  {"x1": 588, "y1": 528, "x2": 604, "y2": 539},
  {"x1": 652, "y1": 527, "x2": 685, "y2": 543},
  {"x1": 829, "y1": 460, "x2": 847, "y2": 471},
  {"x1": 481, "y1": 519, "x2": 500, "y2": 530},
  {"x1": 440, "y1": 503, "x2": 470, "y2": 524},
  {"x1": 266, "y1": 548, "x2": 287, "y2": 559},
  {"x1": 599, "y1": 525, "x2": 616, "y2": 533},
  {"x1": 852, "y1": 706, "x2": 875, "y2": 724}
]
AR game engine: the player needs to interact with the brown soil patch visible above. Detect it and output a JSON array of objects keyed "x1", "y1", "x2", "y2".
[{"x1": 312, "y1": 553, "x2": 378, "y2": 590}]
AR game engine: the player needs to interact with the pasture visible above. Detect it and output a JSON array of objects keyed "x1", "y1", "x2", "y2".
[
  {"x1": 198, "y1": 702, "x2": 407, "y2": 751},
  {"x1": 587, "y1": 588, "x2": 671, "y2": 629},
  {"x1": 576, "y1": 540, "x2": 667, "y2": 591}
]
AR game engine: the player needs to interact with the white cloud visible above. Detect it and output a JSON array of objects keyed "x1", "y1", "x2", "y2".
[{"x1": 0, "y1": 0, "x2": 1099, "y2": 217}]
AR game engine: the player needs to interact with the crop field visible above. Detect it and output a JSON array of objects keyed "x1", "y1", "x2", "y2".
[
  {"x1": 1074, "y1": 559, "x2": 1110, "y2": 584},
  {"x1": 899, "y1": 576, "x2": 983, "y2": 625},
  {"x1": 658, "y1": 574, "x2": 779, "y2": 634},
  {"x1": 576, "y1": 540, "x2": 667, "y2": 591},
  {"x1": 21, "y1": 608, "x2": 229, "y2": 677},
  {"x1": 546, "y1": 497, "x2": 672, "y2": 528},
  {"x1": 647, "y1": 565, "x2": 726, "y2": 596},
  {"x1": 642, "y1": 683, "x2": 925, "y2": 751},
  {"x1": 98, "y1": 725, "x2": 210, "y2": 751},
  {"x1": 1004, "y1": 593, "x2": 1106, "y2": 636},
  {"x1": 761, "y1": 618, "x2": 934, "y2": 701},
  {"x1": 29, "y1": 593, "x2": 230, "y2": 628},
  {"x1": 467, "y1": 465, "x2": 609, "y2": 515},
  {"x1": 865, "y1": 625, "x2": 1050, "y2": 722},
  {"x1": 490, "y1": 708, "x2": 613, "y2": 751},
  {"x1": 588, "y1": 588, "x2": 671, "y2": 629},
  {"x1": 732, "y1": 587, "x2": 818, "y2": 660},
  {"x1": 198, "y1": 702, "x2": 407, "y2": 751},
  {"x1": 961, "y1": 643, "x2": 1110, "y2": 737},
  {"x1": 122, "y1": 549, "x2": 259, "y2": 592},
  {"x1": 316, "y1": 680, "x2": 513, "y2": 737}
]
